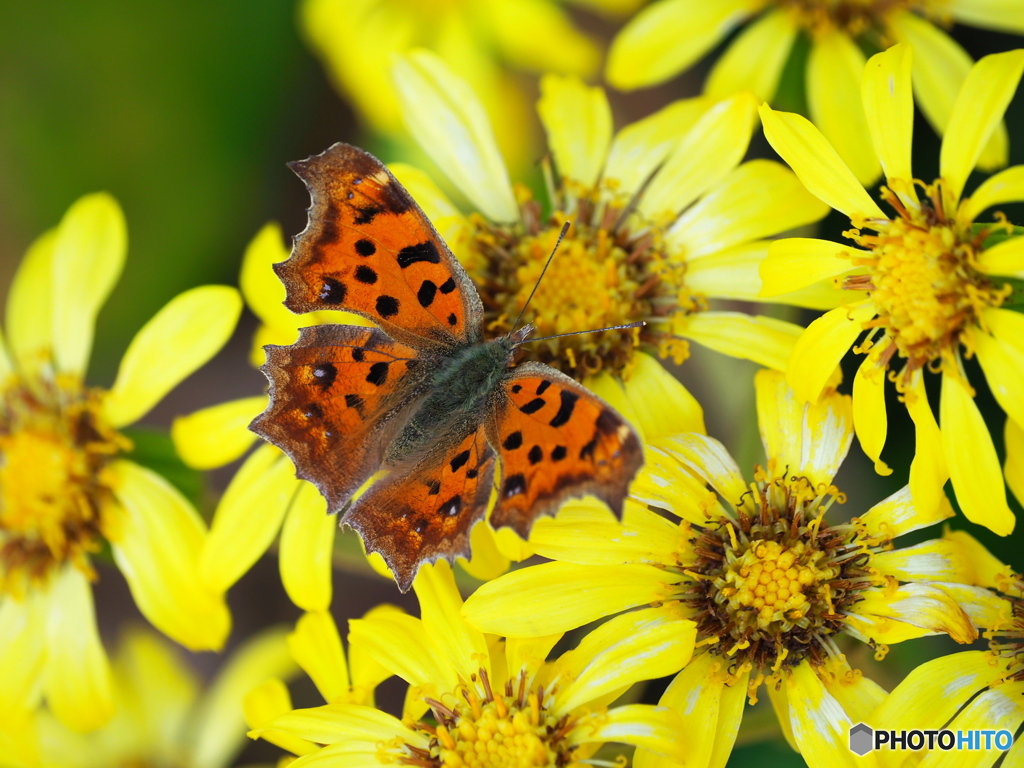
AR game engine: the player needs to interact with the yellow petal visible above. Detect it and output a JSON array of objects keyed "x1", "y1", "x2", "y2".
[
  {"x1": 947, "y1": 0, "x2": 1024, "y2": 32},
  {"x1": 852, "y1": 582, "x2": 977, "y2": 644},
  {"x1": 1007, "y1": 418, "x2": 1024, "y2": 510},
  {"x1": 862, "y1": 44, "x2": 917, "y2": 205},
  {"x1": 387, "y1": 163, "x2": 462, "y2": 226},
  {"x1": 759, "y1": 105, "x2": 884, "y2": 220},
  {"x1": 760, "y1": 237, "x2": 857, "y2": 297},
  {"x1": 200, "y1": 444, "x2": 298, "y2": 593},
  {"x1": 171, "y1": 396, "x2": 265, "y2": 470},
  {"x1": 622, "y1": 351, "x2": 706, "y2": 439},
  {"x1": 975, "y1": 309, "x2": 1024, "y2": 426},
  {"x1": 905, "y1": 371, "x2": 950, "y2": 518},
  {"x1": 852, "y1": 345, "x2": 892, "y2": 475},
  {"x1": 784, "y1": 663, "x2": 860, "y2": 768},
  {"x1": 240, "y1": 223, "x2": 294, "y2": 328},
  {"x1": 348, "y1": 605, "x2": 403, "y2": 700},
  {"x1": 640, "y1": 92, "x2": 758, "y2": 222},
  {"x1": 857, "y1": 484, "x2": 953, "y2": 543},
  {"x1": 675, "y1": 311, "x2": 802, "y2": 372},
  {"x1": 653, "y1": 432, "x2": 748, "y2": 507},
  {"x1": 606, "y1": 0, "x2": 756, "y2": 89},
  {"x1": 51, "y1": 193, "x2": 127, "y2": 375},
  {"x1": 629, "y1": 443, "x2": 730, "y2": 526},
  {"x1": 940, "y1": 49, "x2": 1024, "y2": 202},
  {"x1": 289, "y1": 612, "x2": 349, "y2": 705},
  {"x1": 806, "y1": 31, "x2": 881, "y2": 186},
  {"x1": 529, "y1": 499, "x2": 683, "y2": 567},
  {"x1": 348, "y1": 610, "x2": 455, "y2": 694},
  {"x1": 412, "y1": 562, "x2": 490, "y2": 684},
  {"x1": 962, "y1": 164, "x2": 1024, "y2": 222},
  {"x1": 280, "y1": 481, "x2": 335, "y2": 612},
  {"x1": 103, "y1": 286, "x2": 242, "y2": 427},
  {"x1": 605, "y1": 97, "x2": 714, "y2": 195},
  {"x1": 191, "y1": 626, "x2": 297, "y2": 768},
  {"x1": 705, "y1": 9, "x2": 796, "y2": 101},
  {"x1": 786, "y1": 301, "x2": 874, "y2": 403},
  {"x1": 941, "y1": 373, "x2": 1015, "y2": 535},
  {"x1": 571, "y1": 704, "x2": 688, "y2": 762},
  {"x1": 244, "y1": 679, "x2": 317, "y2": 756},
  {"x1": 555, "y1": 605, "x2": 695, "y2": 712},
  {"x1": 462, "y1": 562, "x2": 679, "y2": 637},
  {"x1": 946, "y1": 687, "x2": 1024, "y2": 765},
  {"x1": 253, "y1": 703, "x2": 416, "y2": 747},
  {"x1": 943, "y1": 528, "x2": 1017, "y2": 589},
  {"x1": 43, "y1": 566, "x2": 114, "y2": 732},
  {"x1": 819, "y1": 663, "x2": 886, "y2": 725},
  {"x1": 456, "y1": 521, "x2": 511, "y2": 583},
  {"x1": 392, "y1": 51, "x2": 518, "y2": 223},
  {"x1": 666, "y1": 159, "x2": 830, "y2": 258},
  {"x1": 977, "y1": 234, "x2": 1024, "y2": 277},
  {"x1": 486, "y1": 0, "x2": 599, "y2": 76},
  {"x1": 889, "y1": 11, "x2": 1007, "y2": 175},
  {"x1": 937, "y1": 583, "x2": 1015, "y2": 630},
  {"x1": 0, "y1": 594, "x2": 46, "y2": 716},
  {"x1": 5, "y1": 229, "x2": 56, "y2": 378},
  {"x1": 537, "y1": 75, "x2": 611, "y2": 190},
  {"x1": 872, "y1": 650, "x2": 996, "y2": 733},
  {"x1": 871, "y1": 538, "x2": 973, "y2": 582},
  {"x1": 108, "y1": 460, "x2": 230, "y2": 651},
  {"x1": 755, "y1": 368, "x2": 854, "y2": 487}
]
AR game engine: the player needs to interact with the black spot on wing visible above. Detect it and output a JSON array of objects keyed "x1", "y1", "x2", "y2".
[
  {"x1": 511, "y1": 384, "x2": 522, "y2": 394},
  {"x1": 344, "y1": 393, "x2": 364, "y2": 410},
  {"x1": 311, "y1": 363, "x2": 337, "y2": 391},
  {"x1": 354, "y1": 265, "x2": 378, "y2": 284},
  {"x1": 427, "y1": 479, "x2": 441, "y2": 496},
  {"x1": 519, "y1": 398, "x2": 545, "y2": 415},
  {"x1": 580, "y1": 436, "x2": 598, "y2": 460},
  {"x1": 366, "y1": 362, "x2": 389, "y2": 386},
  {"x1": 319, "y1": 277, "x2": 346, "y2": 305},
  {"x1": 355, "y1": 239, "x2": 376, "y2": 257},
  {"x1": 536, "y1": 380, "x2": 551, "y2": 395},
  {"x1": 418, "y1": 280, "x2": 437, "y2": 308},
  {"x1": 351, "y1": 348, "x2": 365, "y2": 362},
  {"x1": 503, "y1": 473, "x2": 527, "y2": 498},
  {"x1": 439, "y1": 277, "x2": 457, "y2": 294},
  {"x1": 551, "y1": 445, "x2": 567, "y2": 462},
  {"x1": 397, "y1": 241, "x2": 441, "y2": 268},
  {"x1": 503, "y1": 431, "x2": 522, "y2": 450},
  {"x1": 549, "y1": 390, "x2": 579, "y2": 428},
  {"x1": 450, "y1": 449, "x2": 470, "y2": 473},
  {"x1": 376, "y1": 295, "x2": 400, "y2": 318},
  {"x1": 466, "y1": 468, "x2": 478, "y2": 479},
  {"x1": 447, "y1": 313, "x2": 458, "y2": 326},
  {"x1": 528, "y1": 445, "x2": 543, "y2": 465},
  {"x1": 353, "y1": 204, "x2": 383, "y2": 225},
  {"x1": 442, "y1": 496, "x2": 462, "y2": 517},
  {"x1": 304, "y1": 402, "x2": 324, "y2": 420},
  {"x1": 596, "y1": 408, "x2": 620, "y2": 434}
]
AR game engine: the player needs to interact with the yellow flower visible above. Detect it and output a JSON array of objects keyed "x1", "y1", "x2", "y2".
[
  {"x1": 392, "y1": 51, "x2": 832, "y2": 441},
  {"x1": 171, "y1": 226, "x2": 517, "y2": 609},
  {"x1": 759, "y1": 45, "x2": 1024, "y2": 536},
  {"x1": 0, "y1": 194, "x2": 240, "y2": 734},
  {"x1": 248, "y1": 562, "x2": 693, "y2": 767},
  {"x1": 871, "y1": 530, "x2": 1024, "y2": 763},
  {"x1": 0, "y1": 624, "x2": 297, "y2": 768},
  {"x1": 463, "y1": 369, "x2": 988, "y2": 767},
  {"x1": 300, "y1": 0, "x2": 638, "y2": 171},
  {"x1": 607, "y1": 0, "x2": 1021, "y2": 185}
]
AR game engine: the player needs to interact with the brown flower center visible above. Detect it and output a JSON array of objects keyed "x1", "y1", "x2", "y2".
[{"x1": 775, "y1": 0, "x2": 921, "y2": 38}]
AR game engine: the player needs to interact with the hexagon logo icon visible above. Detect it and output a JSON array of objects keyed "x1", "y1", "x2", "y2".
[{"x1": 850, "y1": 723, "x2": 874, "y2": 756}]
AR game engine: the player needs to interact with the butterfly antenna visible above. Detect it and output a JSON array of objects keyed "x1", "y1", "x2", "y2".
[
  {"x1": 511, "y1": 220, "x2": 571, "y2": 333},
  {"x1": 523, "y1": 320, "x2": 646, "y2": 345}
]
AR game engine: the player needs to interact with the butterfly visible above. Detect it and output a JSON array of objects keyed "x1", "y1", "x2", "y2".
[{"x1": 251, "y1": 143, "x2": 643, "y2": 591}]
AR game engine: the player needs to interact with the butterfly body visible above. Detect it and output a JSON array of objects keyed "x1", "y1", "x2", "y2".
[{"x1": 252, "y1": 143, "x2": 643, "y2": 591}]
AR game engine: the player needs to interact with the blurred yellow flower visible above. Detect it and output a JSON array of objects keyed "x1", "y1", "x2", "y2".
[
  {"x1": 760, "y1": 45, "x2": 1024, "y2": 536},
  {"x1": 608, "y1": 0, "x2": 1022, "y2": 185},
  {"x1": 392, "y1": 51, "x2": 834, "y2": 442},
  {"x1": 301, "y1": 0, "x2": 639, "y2": 170},
  {"x1": 171, "y1": 225, "x2": 517, "y2": 610},
  {"x1": 1, "y1": 624, "x2": 296, "y2": 768},
  {"x1": 0, "y1": 194, "x2": 240, "y2": 734},
  {"x1": 463, "y1": 370, "x2": 996, "y2": 767},
  {"x1": 248, "y1": 562, "x2": 693, "y2": 766}
]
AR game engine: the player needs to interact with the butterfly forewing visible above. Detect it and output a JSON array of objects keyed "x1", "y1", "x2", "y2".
[
  {"x1": 251, "y1": 324, "x2": 433, "y2": 511},
  {"x1": 343, "y1": 424, "x2": 496, "y2": 591},
  {"x1": 487, "y1": 363, "x2": 643, "y2": 538},
  {"x1": 279, "y1": 143, "x2": 482, "y2": 349}
]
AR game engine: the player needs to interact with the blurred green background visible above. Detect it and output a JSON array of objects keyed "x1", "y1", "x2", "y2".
[{"x1": 1, "y1": 2, "x2": 1022, "y2": 765}]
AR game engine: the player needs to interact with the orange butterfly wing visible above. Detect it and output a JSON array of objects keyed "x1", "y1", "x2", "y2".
[
  {"x1": 250, "y1": 324, "x2": 435, "y2": 511},
  {"x1": 343, "y1": 425, "x2": 496, "y2": 591},
  {"x1": 278, "y1": 143, "x2": 482, "y2": 349},
  {"x1": 487, "y1": 363, "x2": 643, "y2": 538}
]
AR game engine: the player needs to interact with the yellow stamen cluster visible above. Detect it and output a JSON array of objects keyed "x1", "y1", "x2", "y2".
[
  {"x1": 399, "y1": 670, "x2": 574, "y2": 768},
  {"x1": 0, "y1": 376, "x2": 125, "y2": 595},
  {"x1": 776, "y1": 0, "x2": 917, "y2": 38},
  {"x1": 844, "y1": 183, "x2": 1010, "y2": 373},
  {"x1": 469, "y1": 187, "x2": 701, "y2": 379}
]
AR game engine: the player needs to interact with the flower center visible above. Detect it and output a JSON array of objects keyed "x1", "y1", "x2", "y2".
[
  {"x1": 468, "y1": 186, "x2": 699, "y2": 379},
  {"x1": 681, "y1": 469, "x2": 872, "y2": 680},
  {"x1": 398, "y1": 669, "x2": 575, "y2": 767},
  {"x1": 774, "y1": 0, "x2": 918, "y2": 37},
  {"x1": 842, "y1": 183, "x2": 1010, "y2": 374},
  {"x1": 0, "y1": 377, "x2": 125, "y2": 594}
]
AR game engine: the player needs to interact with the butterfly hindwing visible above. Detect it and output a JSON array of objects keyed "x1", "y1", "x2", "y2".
[
  {"x1": 250, "y1": 324, "x2": 434, "y2": 511},
  {"x1": 343, "y1": 424, "x2": 496, "y2": 591},
  {"x1": 488, "y1": 362, "x2": 643, "y2": 538},
  {"x1": 279, "y1": 143, "x2": 483, "y2": 349}
]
